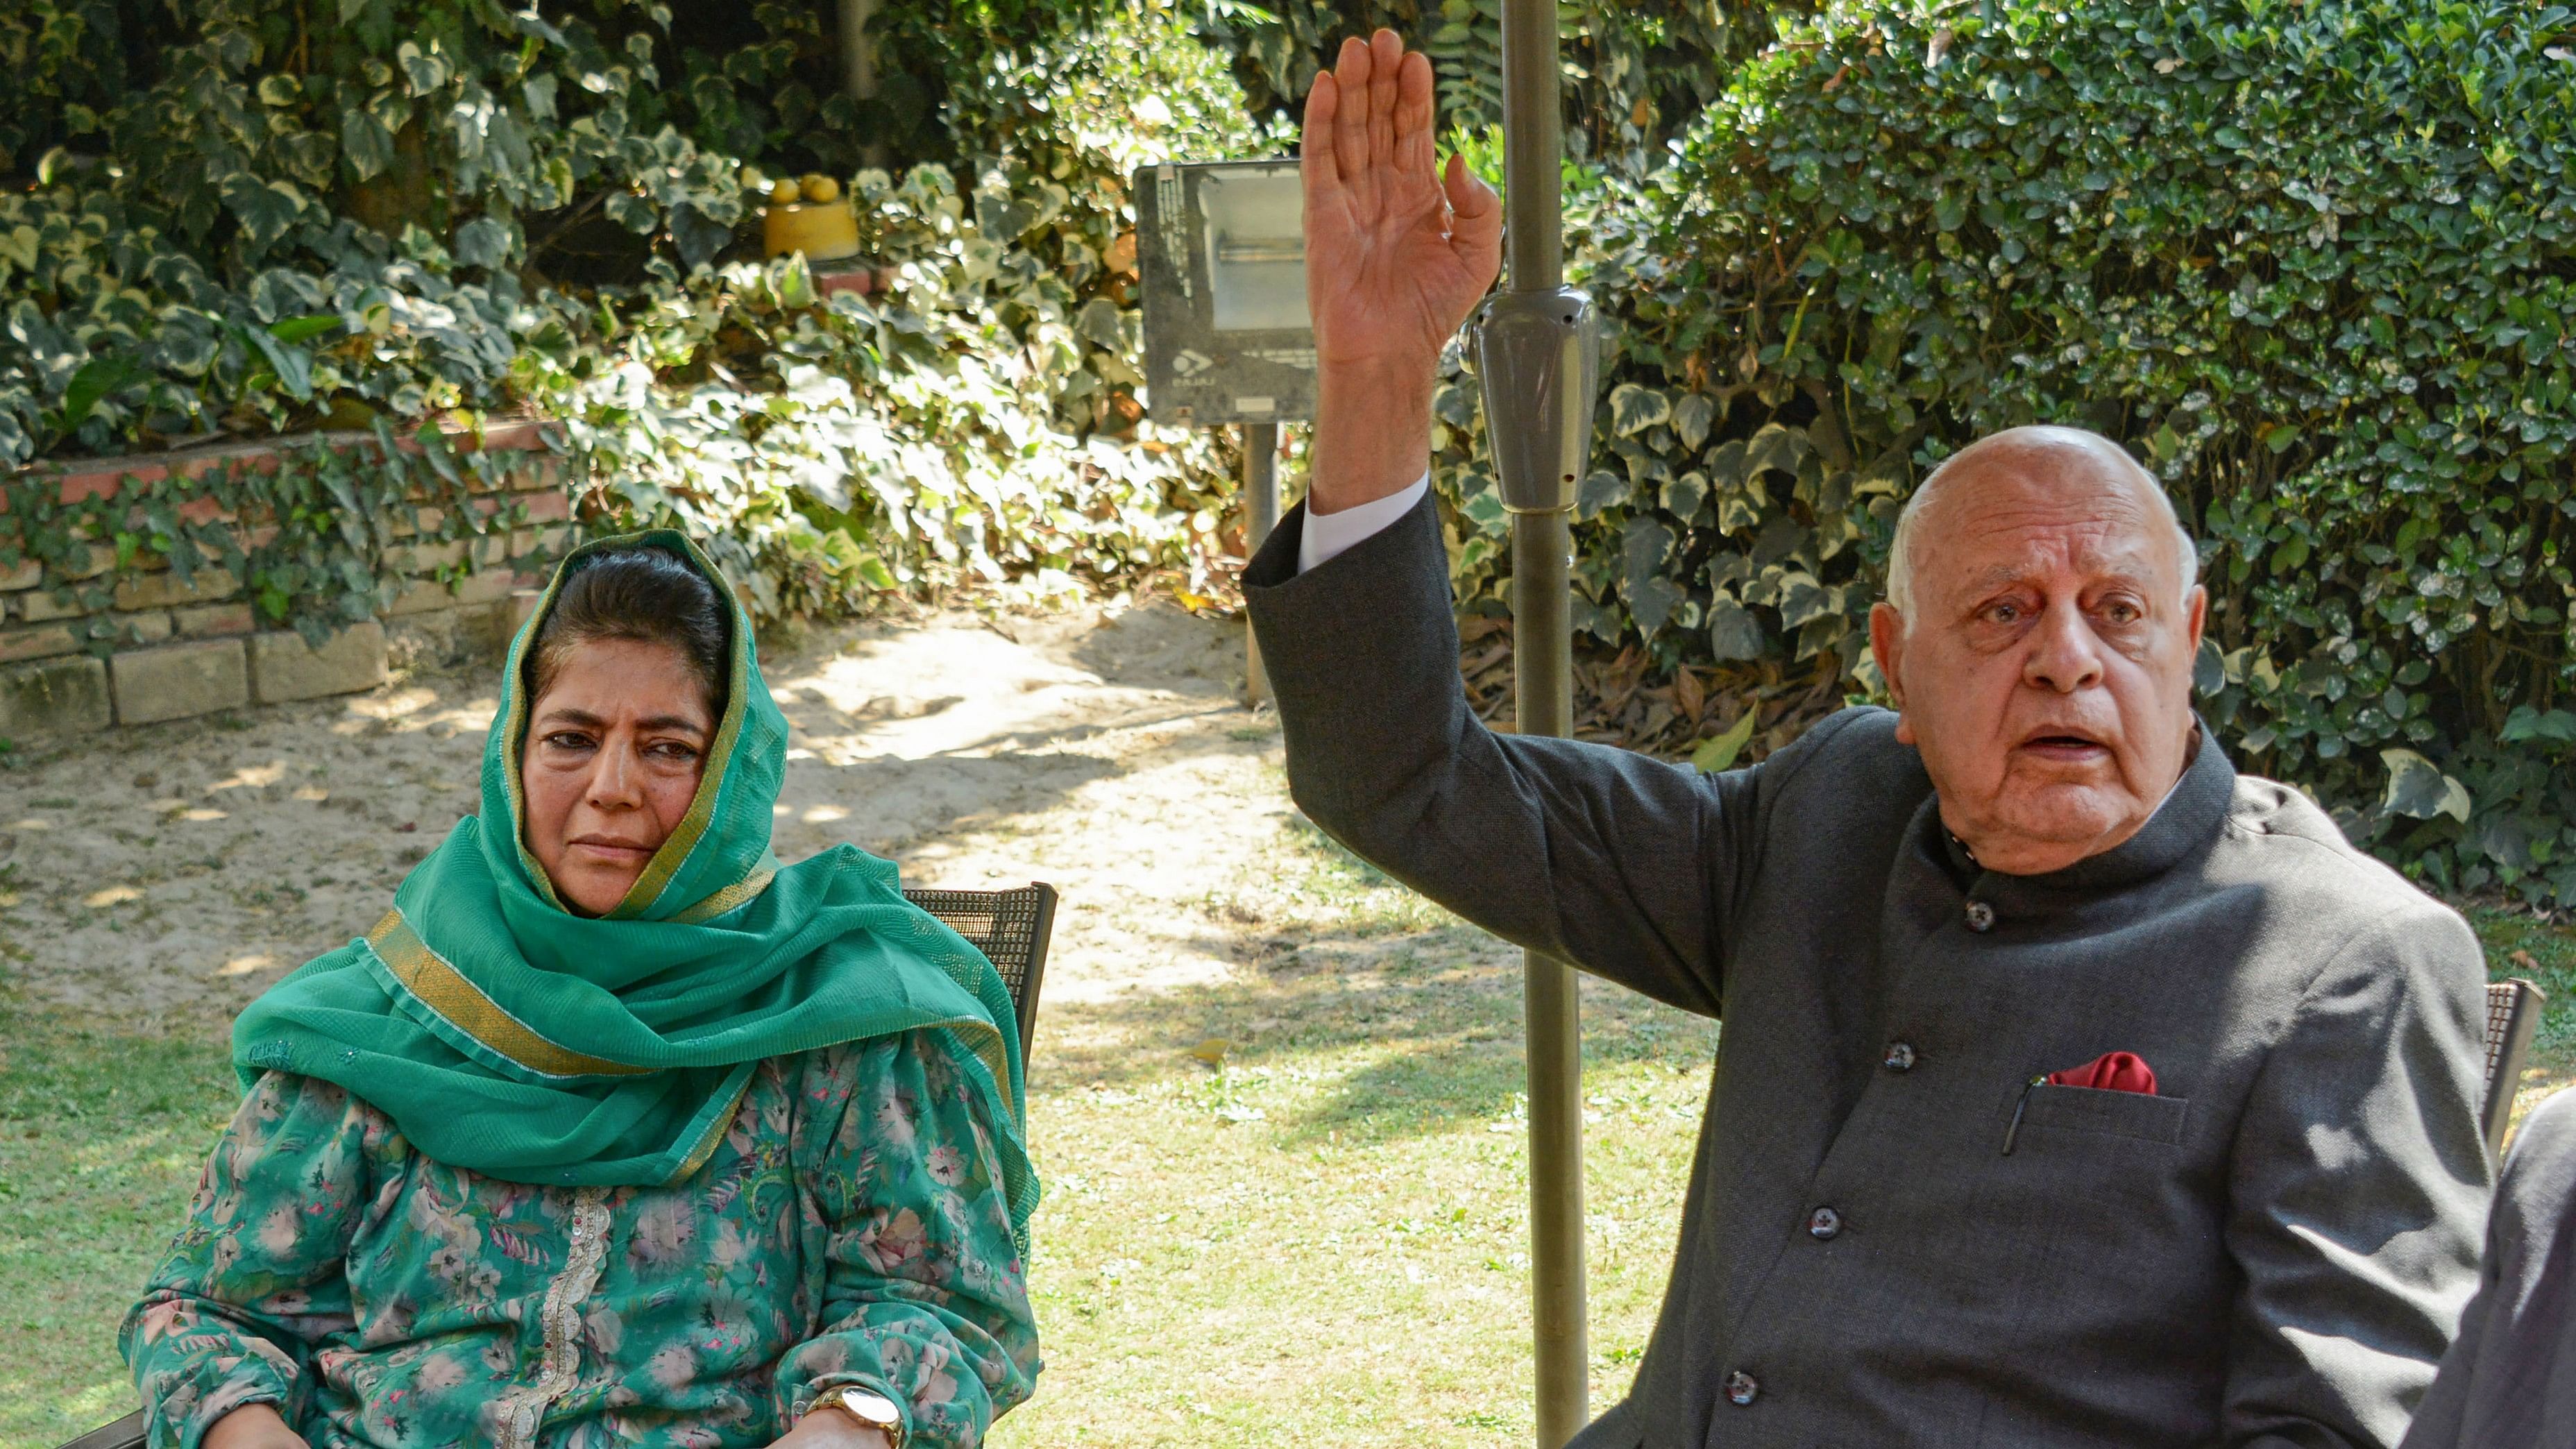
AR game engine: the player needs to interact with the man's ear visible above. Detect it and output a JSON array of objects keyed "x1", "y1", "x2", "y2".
[
  {"x1": 1869, "y1": 601, "x2": 1908, "y2": 713},
  {"x1": 2184, "y1": 584, "x2": 2207, "y2": 656}
]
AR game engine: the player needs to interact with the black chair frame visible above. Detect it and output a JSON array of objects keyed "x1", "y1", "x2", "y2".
[{"x1": 2486, "y1": 976, "x2": 2547, "y2": 1161}]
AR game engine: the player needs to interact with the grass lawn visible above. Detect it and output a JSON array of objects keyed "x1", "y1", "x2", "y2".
[{"x1": 3, "y1": 824, "x2": 2569, "y2": 1448}]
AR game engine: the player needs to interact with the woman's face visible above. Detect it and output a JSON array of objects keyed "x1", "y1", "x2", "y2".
[{"x1": 520, "y1": 637, "x2": 716, "y2": 915}]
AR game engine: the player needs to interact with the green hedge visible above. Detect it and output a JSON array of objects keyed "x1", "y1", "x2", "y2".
[
  {"x1": 0, "y1": 0, "x2": 1276, "y2": 629},
  {"x1": 1428, "y1": 0, "x2": 2576, "y2": 902}
]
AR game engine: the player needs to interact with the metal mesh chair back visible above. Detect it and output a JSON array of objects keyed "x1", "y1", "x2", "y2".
[
  {"x1": 904, "y1": 883, "x2": 1058, "y2": 1058},
  {"x1": 56, "y1": 1416, "x2": 142, "y2": 1449},
  {"x1": 2485, "y1": 977, "x2": 2545, "y2": 1160}
]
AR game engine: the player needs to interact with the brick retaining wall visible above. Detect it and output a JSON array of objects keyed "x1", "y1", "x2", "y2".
[{"x1": 1, "y1": 423, "x2": 575, "y2": 738}]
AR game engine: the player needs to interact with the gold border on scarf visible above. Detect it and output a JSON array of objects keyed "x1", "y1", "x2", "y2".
[
  {"x1": 666, "y1": 865, "x2": 776, "y2": 925},
  {"x1": 666, "y1": 1069, "x2": 757, "y2": 1184},
  {"x1": 366, "y1": 911, "x2": 647, "y2": 1078},
  {"x1": 499, "y1": 561, "x2": 577, "y2": 915},
  {"x1": 609, "y1": 535, "x2": 756, "y2": 920}
]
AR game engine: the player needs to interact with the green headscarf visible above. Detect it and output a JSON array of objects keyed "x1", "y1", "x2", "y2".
[{"x1": 233, "y1": 530, "x2": 1036, "y2": 1244}]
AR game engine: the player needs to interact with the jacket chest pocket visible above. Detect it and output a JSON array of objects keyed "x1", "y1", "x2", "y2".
[{"x1": 2007, "y1": 1082, "x2": 2189, "y2": 1151}]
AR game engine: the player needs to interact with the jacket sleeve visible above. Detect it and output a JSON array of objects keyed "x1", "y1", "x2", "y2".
[
  {"x1": 2219, "y1": 902, "x2": 2494, "y2": 1448},
  {"x1": 773, "y1": 1033, "x2": 1040, "y2": 1448},
  {"x1": 1244, "y1": 489, "x2": 1828, "y2": 1019},
  {"x1": 120, "y1": 1071, "x2": 371, "y2": 1449}
]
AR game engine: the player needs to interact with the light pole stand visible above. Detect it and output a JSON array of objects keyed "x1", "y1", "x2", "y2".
[
  {"x1": 1243, "y1": 420, "x2": 1281, "y2": 706},
  {"x1": 1475, "y1": 0, "x2": 1602, "y2": 1442}
]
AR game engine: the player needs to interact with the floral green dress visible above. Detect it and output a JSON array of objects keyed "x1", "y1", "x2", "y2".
[{"x1": 122, "y1": 1033, "x2": 1038, "y2": 1449}]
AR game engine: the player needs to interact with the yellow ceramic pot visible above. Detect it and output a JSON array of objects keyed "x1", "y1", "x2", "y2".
[{"x1": 763, "y1": 201, "x2": 861, "y2": 263}]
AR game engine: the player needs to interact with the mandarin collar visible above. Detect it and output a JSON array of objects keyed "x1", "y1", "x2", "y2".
[{"x1": 1919, "y1": 720, "x2": 2234, "y2": 908}]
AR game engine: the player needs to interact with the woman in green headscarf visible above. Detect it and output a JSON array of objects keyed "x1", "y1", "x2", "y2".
[{"x1": 122, "y1": 533, "x2": 1040, "y2": 1449}]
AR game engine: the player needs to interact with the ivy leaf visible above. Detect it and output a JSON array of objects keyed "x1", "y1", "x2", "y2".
[
  {"x1": 2380, "y1": 748, "x2": 2471, "y2": 823},
  {"x1": 342, "y1": 109, "x2": 394, "y2": 182},
  {"x1": 397, "y1": 41, "x2": 449, "y2": 95},
  {"x1": 2502, "y1": 705, "x2": 2576, "y2": 744},
  {"x1": 241, "y1": 326, "x2": 316, "y2": 401},
  {"x1": 346, "y1": 0, "x2": 392, "y2": 49},
  {"x1": 1622, "y1": 516, "x2": 1677, "y2": 632},
  {"x1": 1774, "y1": 569, "x2": 1829, "y2": 628},
  {"x1": 1672, "y1": 391, "x2": 1715, "y2": 450},
  {"x1": 1629, "y1": 575, "x2": 1684, "y2": 637},
  {"x1": 1609, "y1": 382, "x2": 1672, "y2": 437},
  {"x1": 1576, "y1": 468, "x2": 1626, "y2": 520},
  {"x1": 1692, "y1": 705, "x2": 1760, "y2": 773},
  {"x1": 1744, "y1": 422, "x2": 1808, "y2": 478},
  {"x1": 455, "y1": 216, "x2": 513, "y2": 269},
  {"x1": 56, "y1": 353, "x2": 148, "y2": 430},
  {"x1": 604, "y1": 192, "x2": 660, "y2": 235},
  {"x1": 257, "y1": 75, "x2": 303, "y2": 107},
  {"x1": 853, "y1": 552, "x2": 897, "y2": 590},
  {"x1": 268, "y1": 314, "x2": 342, "y2": 346},
  {"x1": 1706, "y1": 593, "x2": 1765, "y2": 661},
  {"x1": 220, "y1": 176, "x2": 309, "y2": 252},
  {"x1": 1076, "y1": 298, "x2": 1125, "y2": 349},
  {"x1": 669, "y1": 205, "x2": 732, "y2": 270},
  {"x1": 2194, "y1": 636, "x2": 2226, "y2": 695},
  {"x1": 1660, "y1": 470, "x2": 1708, "y2": 522}
]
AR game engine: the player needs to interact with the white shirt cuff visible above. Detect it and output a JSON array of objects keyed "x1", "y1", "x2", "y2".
[{"x1": 1297, "y1": 472, "x2": 1431, "y2": 575}]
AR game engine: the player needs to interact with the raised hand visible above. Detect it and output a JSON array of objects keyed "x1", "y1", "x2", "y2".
[{"x1": 1300, "y1": 31, "x2": 1502, "y2": 513}]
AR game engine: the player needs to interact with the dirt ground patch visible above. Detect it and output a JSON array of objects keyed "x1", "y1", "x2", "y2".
[{"x1": 0, "y1": 600, "x2": 1314, "y2": 1026}]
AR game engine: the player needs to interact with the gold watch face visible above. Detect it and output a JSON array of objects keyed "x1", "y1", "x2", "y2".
[{"x1": 833, "y1": 1388, "x2": 902, "y2": 1427}]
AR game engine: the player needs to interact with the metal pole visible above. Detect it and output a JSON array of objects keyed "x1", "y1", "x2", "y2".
[
  {"x1": 838, "y1": 0, "x2": 888, "y2": 172},
  {"x1": 1515, "y1": 511, "x2": 1586, "y2": 1447},
  {"x1": 1495, "y1": 0, "x2": 1589, "y2": 1443},
  {"x1": 1244, "y1": 421, "x2": 1280, "y2": 705}
]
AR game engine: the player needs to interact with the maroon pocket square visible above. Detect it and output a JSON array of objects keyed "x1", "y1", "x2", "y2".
[{"x1": 2046, "y1": 1050, "x2": 2159, "y2": 1095}]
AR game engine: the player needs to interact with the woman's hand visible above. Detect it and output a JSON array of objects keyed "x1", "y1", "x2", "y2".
[
  {"x1": 769, "y1": 1407, "x2": 890, "y2": 1448},
  {"x1": 203, "y1": 1404, "x2": 310, "y2": 1449},
  {"x1": 1301, "y1": 28, "x2": 1502, "y2": 514}
]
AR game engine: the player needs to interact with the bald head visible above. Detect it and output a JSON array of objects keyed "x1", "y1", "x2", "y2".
[
  {"x1": 1865, "y1": 423, "x2": 2209, "y2": 875},
  {"x1": 1886, "y1": 426, "x2": 2196, "y2": 627}
]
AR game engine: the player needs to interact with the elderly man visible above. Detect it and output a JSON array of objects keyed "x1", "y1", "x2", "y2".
[{"x1": 1244, "y1": 31, "x2": 2496, "y2": 1448}]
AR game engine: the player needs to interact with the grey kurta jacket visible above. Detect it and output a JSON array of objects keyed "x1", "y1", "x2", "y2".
[{"x1": 1243, "y1": 492, "x2": 2493, "y2": 1449}]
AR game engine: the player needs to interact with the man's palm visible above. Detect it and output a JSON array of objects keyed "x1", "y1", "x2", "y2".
[{"x1": 1301, "y1": 33, "x2": 1502, "y2": 375}]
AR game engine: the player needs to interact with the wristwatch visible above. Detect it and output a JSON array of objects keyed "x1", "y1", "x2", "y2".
[{"x1": 810, "y1": 1384, "x2": 906, "y2": 1447}]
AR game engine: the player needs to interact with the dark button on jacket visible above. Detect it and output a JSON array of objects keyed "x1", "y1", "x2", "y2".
[{"x1": 1246, "y1": 495, "x2": 2493, "y2": 1449}]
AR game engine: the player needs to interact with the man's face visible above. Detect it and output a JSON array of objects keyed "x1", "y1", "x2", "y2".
[{"x1": 1868, "y1": 432, "x2": 2206, "y2": 876}]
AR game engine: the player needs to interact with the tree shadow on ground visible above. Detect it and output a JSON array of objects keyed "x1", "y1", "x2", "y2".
[{"x1": 1031, "y1": 919, "x2": 1721, "y2": 1148}]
